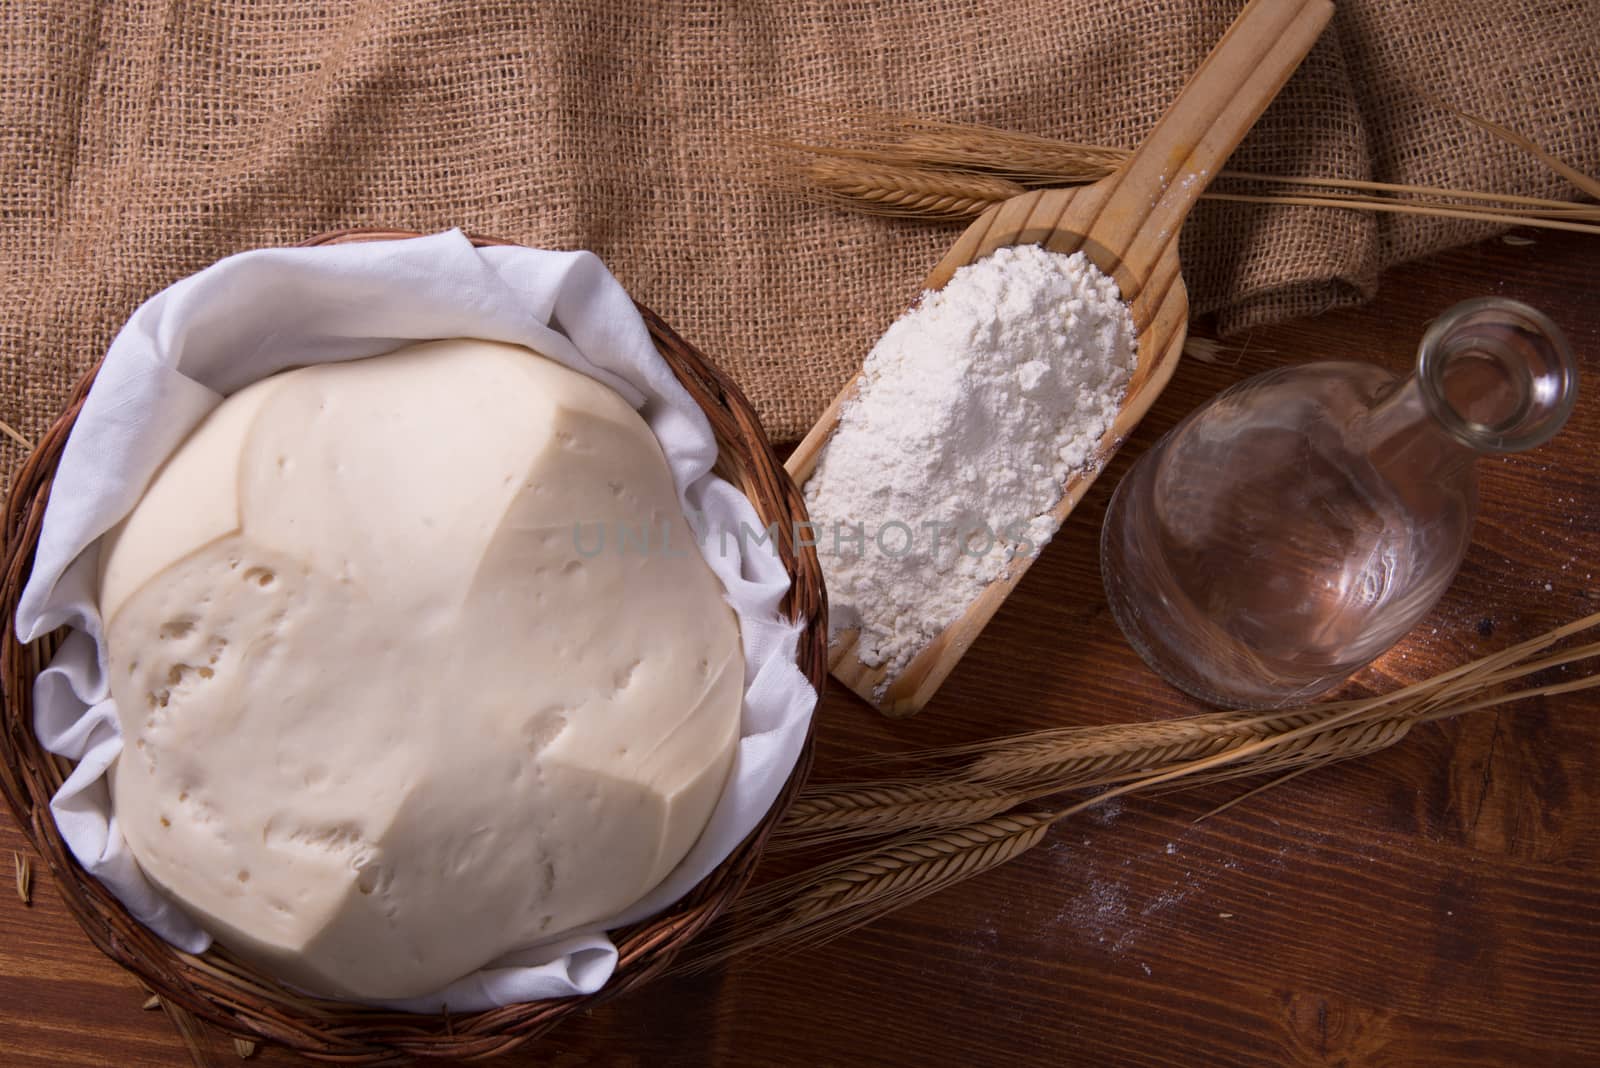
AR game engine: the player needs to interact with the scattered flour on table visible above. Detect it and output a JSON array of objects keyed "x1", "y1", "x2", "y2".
[
  {"x1": 1090, "y1": 797, "x2": 1124, "y2": 825},
  {"x1": 802, "y1": 244, "x2": 1137, "y2": 685}
]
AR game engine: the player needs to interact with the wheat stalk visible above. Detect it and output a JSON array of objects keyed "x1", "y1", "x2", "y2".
[
  {"x1": 13, "y1": 850, "x2": 29, "y2": 905},
  {"x1": 1205, "y1": 191, "x2": 1600, "y2": 236},
  {"x1": 788, "y1": 108, "x2": 1598, "y2": 207},
  {"x1": 156, "y1": 995, "x2": 216, "y2": 1068},
  {"x1": 958, "y1": 710, "x2": 1305, "y2": 785},
  {"x1": 770, "y1": 104, "x2": 1600, "y2": 234},
  {"x1": 777, "y1": 129, "x2": 1124, "y2": 183},
  {"x1": 0, "y1": 417, "x2": 33, "y2": 453},
  {"x1": 962, "y1": 612, "x2": 1600, "y2": 794},
  {"x1": 774, "y1": 706, "x2": 1415, "y2": 852},
  {"x1": 773, "y1": 614, "x2": 1600, "y2": 851},
  {"x1": 687, "y1": 612, "x2": 1600, "y2": 967},
  {"x1": 1425, "y1": 94, "x2": 1600, "y2": 201},
  {"x1": 800, "y1": 159, "x2": 1600, "y2": 235}
]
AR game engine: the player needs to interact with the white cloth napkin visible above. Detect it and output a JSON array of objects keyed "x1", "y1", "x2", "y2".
[{"x1": 13, "y1": 229, "x2": 817, "y2": 1013}]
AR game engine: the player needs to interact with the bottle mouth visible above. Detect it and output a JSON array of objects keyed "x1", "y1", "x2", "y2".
[{"x1": 1417, "y1": 297, "x2": 1579, "y2": 454}]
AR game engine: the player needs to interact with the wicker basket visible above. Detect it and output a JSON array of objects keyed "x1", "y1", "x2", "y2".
[{"x1": 0, "y1": 229, "x2": 826, "y2": 1063}]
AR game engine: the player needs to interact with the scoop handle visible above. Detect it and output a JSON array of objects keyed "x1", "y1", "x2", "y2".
[{"x1": 1095, "y1": 0, "x2": 1335, "y2": 278}]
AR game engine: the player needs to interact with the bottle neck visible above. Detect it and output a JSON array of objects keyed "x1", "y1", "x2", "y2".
[
  {"x1": 1361, "y1": 297, "x2": 1576, "y2": 484},
  {"x1": 1361, "y1": 373, "x2": 1479, "y2": 485},
  {"x1": 1414, "y1": 297, "x2": 1578, "y2": 454}
]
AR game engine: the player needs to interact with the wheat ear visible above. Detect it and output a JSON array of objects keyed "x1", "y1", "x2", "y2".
[
  {"x1": 681, "y1": 812, "x2": 1056, "y2": 971},
  {"x1": 769, "y1": 780, "x2": 1030, "y2": 850},
  {"x1": 803, "y1": 156, "x2": 1026, "y2": 219}
]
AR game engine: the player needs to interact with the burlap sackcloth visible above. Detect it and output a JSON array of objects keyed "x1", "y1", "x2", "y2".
[{"x1": 4, "y1": 0, "x2": 1598, "y2": 500}]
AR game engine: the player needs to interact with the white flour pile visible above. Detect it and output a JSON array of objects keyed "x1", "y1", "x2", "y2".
[{"x1": 802, "y1": 243, "x2": 1137, "y2": 684}]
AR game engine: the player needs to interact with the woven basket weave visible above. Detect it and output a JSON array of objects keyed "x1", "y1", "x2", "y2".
[{"x1": 0, "y1": 229, "x2": 826, "y2": 1063}]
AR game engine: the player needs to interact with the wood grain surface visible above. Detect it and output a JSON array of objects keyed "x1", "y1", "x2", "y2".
[{"x1": 3, "y1": 228, "x2": 1598, "y2": 1066}]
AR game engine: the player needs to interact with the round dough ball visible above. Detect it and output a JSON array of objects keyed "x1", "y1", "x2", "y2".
[{"x1": 99, "y1": 339, "x2": 743, "y2": 1000}]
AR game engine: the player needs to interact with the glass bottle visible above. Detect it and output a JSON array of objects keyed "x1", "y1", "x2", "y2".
[{"x1": 1100, "y1": 298, "x2": 1579, "y2": 709}]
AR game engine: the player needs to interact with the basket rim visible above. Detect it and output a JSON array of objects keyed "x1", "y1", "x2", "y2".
[{"x1": 0, "y1": 227, "x2": 827, "y2": 1063}]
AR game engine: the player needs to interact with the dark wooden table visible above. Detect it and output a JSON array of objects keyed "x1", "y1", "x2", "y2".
[{"x1": 3, "y1": 230, "x2": 1597, "y2": 1067}]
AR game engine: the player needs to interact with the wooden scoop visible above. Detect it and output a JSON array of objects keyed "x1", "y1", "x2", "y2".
[{"x1": 785, "y1": 0, "x2": 1335, "y2": 716}]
